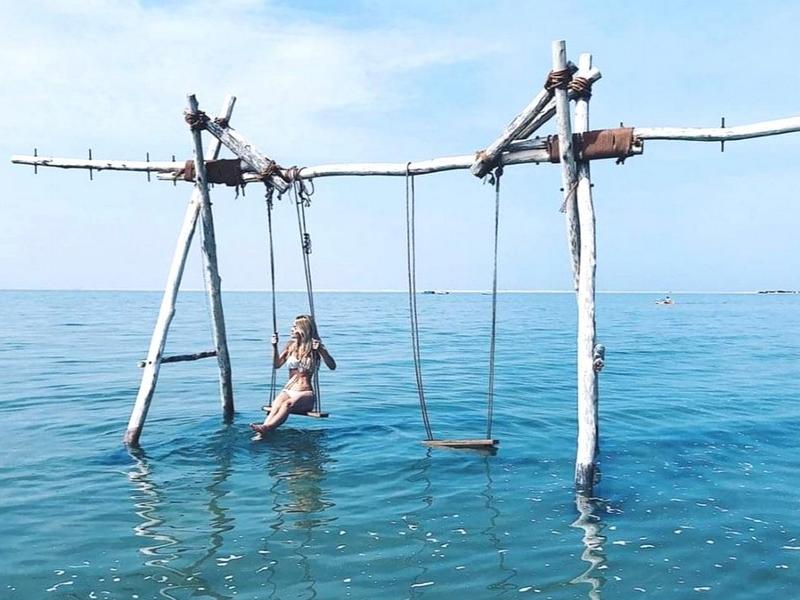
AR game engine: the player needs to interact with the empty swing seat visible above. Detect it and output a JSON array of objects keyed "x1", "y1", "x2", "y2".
[{"x1": 423, "y1": 439, "x2": 498, "y2": 449}]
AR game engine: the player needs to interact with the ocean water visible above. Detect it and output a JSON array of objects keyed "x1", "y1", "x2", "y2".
[{"x1": 1, "y1": 290, "x2": 798, "y2": 599}]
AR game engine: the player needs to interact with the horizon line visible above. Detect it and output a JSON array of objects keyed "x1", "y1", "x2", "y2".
[{"x1": 0, "y1": 288, "x2": 782, "y2": 295}]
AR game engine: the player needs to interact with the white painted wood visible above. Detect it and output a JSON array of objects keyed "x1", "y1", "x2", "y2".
[
  {"x1": 516, "y1": 67, "x2": 602, "y2": 140},
  {"x1": 573, "y1": 53, "x2": 599, "y2": 492},
  {"x1": 201, "y1": 116, "x2": 289, "y2": 192},
  {"x1": 125, "y1": 192, "x2": 201, "y2": 445},
  {"x1": 207, "y1": 95, "x2": 236, "y2": 160},
  {"x1": 125, "y1": 96, "x2": 236, "y2": 446},
  {"x1": 552, "y1": 40, "x2": 581, "y2": 292},
  {"x1": 633, "y1": 116, "x2": 800, "y2": 141},
  {"x1": 470, "y1": 86, "x2": 554, "y2": 177},
  {"x1": 11, "y1": 156, "x2": 184, "y2": 172},
  {"x1": 188, "y1": 94, "x2": 235, "y2": 420}
]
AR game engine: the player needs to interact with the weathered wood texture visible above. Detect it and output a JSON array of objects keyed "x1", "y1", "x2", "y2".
[
  {"x1": 124, "y1": 97, "x2": 236, "y2": 446},
  {"x1": 552, "y1": 40, "x2": 581, "y2": 292},
  {"x1": 515, "y1": 67, "x2": 601, "y2": 140},
  {"x1": 470, "y1": 86, "x2": 555, "y2": 177},
  {"x1": 633, "y1": 116, "x2": 800, "y2": 141},
  {"x1": 188, "y1": 94, "x2": 235, "y2": 421},
  {"x1": 201, "y1": 116, "x2": 289, "y2": 192},
  {"x1": 124, "y1": 194, "x2": 202, "y2": 445},
  {"x1": 573, "y1": 53, "x2": 599, "y2": 493},
  {"x1": 423, "y1": 439, "x2": 499, "y2": 449},
  {"x1": 137, "y1": 350, "x2": 217, "y2": 368}
]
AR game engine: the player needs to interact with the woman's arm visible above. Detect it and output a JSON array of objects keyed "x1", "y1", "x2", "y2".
[
  {"x1": 272, "y1": 335, "x2": 291, "y2": 369},
  {"x1": 313, "y1": 339, "x2": 336, "y2": 370}
]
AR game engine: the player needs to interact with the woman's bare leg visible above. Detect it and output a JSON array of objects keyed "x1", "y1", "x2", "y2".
[
  {"x1": 251, "y1": 391, "x2": 289, "y2": 434},
  {"x1": 263, "y1": 392, "x2": 314, "y2": 430}
]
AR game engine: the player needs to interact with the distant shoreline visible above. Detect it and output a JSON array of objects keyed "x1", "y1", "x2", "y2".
[{"x1": 2, "y1": 288, "x2": 796, "y2": 295}]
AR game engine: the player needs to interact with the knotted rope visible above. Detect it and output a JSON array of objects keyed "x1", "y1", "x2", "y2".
[
  {"x1": 568, "y1": 76, "x2": 593, "y2": 100},
  {"x1": 184, "y1": 109, "x2": 209, "y2": 131},
  {"x1": 544, "y1": 68, "x2": 573, "y2": 91}
]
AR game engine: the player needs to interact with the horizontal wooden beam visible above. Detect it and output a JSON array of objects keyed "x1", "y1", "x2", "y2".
[
  {"x1": 137, "y1": 350, "x2": 217, "y2": 368},
  {"x1": 13, "y1": 115, "x2": 799, "y2": 183},
  {"x1": 10, "y1": 156, "x2": 180, "y2": 172},
  {"x1": 633, "y1": 116, "x2": 800, "y2": 141}
]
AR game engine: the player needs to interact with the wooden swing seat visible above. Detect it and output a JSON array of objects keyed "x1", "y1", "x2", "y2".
[
  {"x1": 262, "y1": 405, "x2": 329, "y2": 418},
  {"x1": 423, "y1": 439, "x2": 498, "y2": 449}
]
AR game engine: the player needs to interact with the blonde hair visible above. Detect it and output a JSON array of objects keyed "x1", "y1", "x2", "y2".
[{"x1": 289, "y1": 314, "x2": 318, "y2": 364}]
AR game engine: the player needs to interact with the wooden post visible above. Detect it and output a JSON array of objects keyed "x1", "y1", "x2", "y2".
[
  {"x1": 552, "y1": 40, "x2": 581, "y2": 291},
  {"x1": 187, "y1": 94, "x2": 235, "y2": 421},
  {"x1": 573, "y1": 54, "x2": 599, "y2": 492},
  {"x1": 124, "y1": 96, "x2": 236, "y2": 445}
]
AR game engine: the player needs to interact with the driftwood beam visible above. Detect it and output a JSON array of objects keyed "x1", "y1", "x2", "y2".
[
  {"x1": 633, "y1": 116, "x2": 800, "y2": 141},
  {"x1": 552, "y1": 40, "x2": 581, "y2": 291},
  {"x1": 573, "y1": 53, "x2": 600, "y2": 493},
  {"x1": 200, "y1": 114, "x2": 289, "y2": 192},
  {"x1": 10, "y1": 156, "x2": 182, "y2": 172},
  {"x1": 124, "y1": 96, "x2": 237, "y2": 446},
  {"x1": 137, "y1": 350, "x2": 217, "y2": 368},
  {"x1": 470, "y1": 82, "x2": 557, "y2": 177},
  {"x1": 187, "y1": 94, "x2": 235, "y2": 421},
  {"x1": 15, "y1": 115, "x2": 799, "y2": 184}
]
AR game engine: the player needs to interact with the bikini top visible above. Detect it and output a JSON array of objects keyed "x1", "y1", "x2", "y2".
[{"x1": 286, "y1": 352, "x2": 314, "y2": 374}]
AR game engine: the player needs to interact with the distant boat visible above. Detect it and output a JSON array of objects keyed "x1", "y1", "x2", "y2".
[
  {"x1": 422, "y1": 290, "x2": 450, "y2": 295},
  {"x1": 656, "y1": 294, "x2": 675, "y2": 305}
]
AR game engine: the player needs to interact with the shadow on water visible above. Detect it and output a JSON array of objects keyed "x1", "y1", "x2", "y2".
[
  {"x1": 254, "y1": 428, "x2": 333, "y2": 600},
  {"x1": 568, "y1": 493, "x2": 608, "y2": 599},
  {"x1": 126, "y1": 424, "x2": 238, "y2": 600}
]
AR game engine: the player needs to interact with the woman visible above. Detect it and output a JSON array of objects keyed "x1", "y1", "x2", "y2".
[{"x1": 251, "y1": 314, "x2": 336, "y2": 437}]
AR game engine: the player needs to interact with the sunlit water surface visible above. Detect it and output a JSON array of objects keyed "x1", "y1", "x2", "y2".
[{"x1": 1, "y1": 291, "x2": 798, "y2": 598}]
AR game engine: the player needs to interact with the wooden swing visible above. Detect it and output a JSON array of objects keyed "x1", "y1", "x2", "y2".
[
  {"x1": 262, "y1": 181, "x2": 328, "y2": 418},
  {"x1": 405, "y1": 168, "x2": 501, "y2": 450}
]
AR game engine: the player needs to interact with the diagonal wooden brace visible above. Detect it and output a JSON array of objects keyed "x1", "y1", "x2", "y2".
[
  {"x1": 201, "y1": 116, "x2": 290, "y2": 193},
  {"x1": 470, "y1": 62, "x2": 580, "y2": 178}
]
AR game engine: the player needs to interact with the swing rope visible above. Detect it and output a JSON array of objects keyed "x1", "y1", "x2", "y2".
[
  {"x1": 405, "y1": 167, "x2": 434, "y2": 440},
  {"x1": 264, "y1": 184, "x2": 278, "y2": 404},
  {"x1": 486, "y1": 166, "x2": 502, "y2": 440},
  {"x1": 292, "y1": 178, "x2": 322, "y2": 413}
]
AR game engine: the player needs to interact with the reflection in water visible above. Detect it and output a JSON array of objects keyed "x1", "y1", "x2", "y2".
[
  {"x1": 126, "y1": 425, "x2": 237, "y2": 600},
  {"x1": 569, "y1": 494, "x2": 607, "y2": 600},
  {"x1": 258, "y1": 428, "x2": 332, "y2": 600},
  {"x1": 482, "y1": 456, "x2": 518, "y2": 596},
  {"x1": 406, "y1": 450, "x2": 434, "y2": 597}
]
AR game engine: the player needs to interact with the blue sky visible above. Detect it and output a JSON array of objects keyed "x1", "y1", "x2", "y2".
[{"x1": 2, "y1": 0, "x2": 798, "y2": 292}]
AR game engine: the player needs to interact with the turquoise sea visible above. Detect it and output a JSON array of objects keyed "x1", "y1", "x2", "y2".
[{"x1": 1, "y1": 290, "x2": 798, "y2": 599}]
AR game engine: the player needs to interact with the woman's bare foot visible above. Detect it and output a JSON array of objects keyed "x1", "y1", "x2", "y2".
[{"x1": 250, "y1": 422, "x2": 268, "y2": 434}]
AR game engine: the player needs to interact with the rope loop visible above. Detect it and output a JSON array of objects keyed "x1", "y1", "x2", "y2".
[
  {"x1": 568, "y1": 76, "x2": 592, "y2": 100},
  {"x1": 184, "y1": 109, "x2": 209, "y2": 131},
  {"x1": 544, "y1": 68, "x2": 573, "y2": 91}
]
